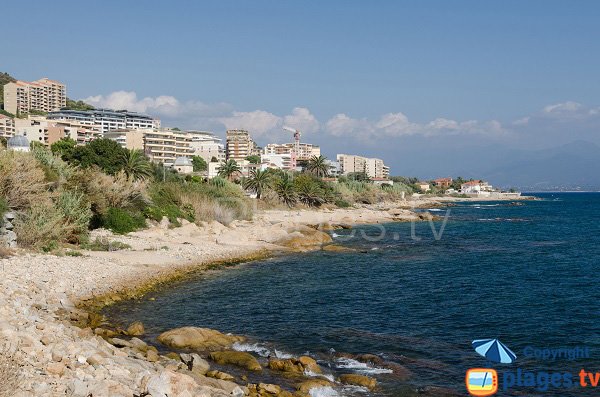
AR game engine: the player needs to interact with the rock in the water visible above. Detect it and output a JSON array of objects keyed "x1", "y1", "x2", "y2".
[
  {"x1": 268, "y1": 356, "x2": 321, "y2": 374},
  {"x1": 209, "y1": 351, "x2": 262, "y2": 371},
  {"x1": 339, "y1": 374, "x2": 377, "y2": 389},
  {"x1": 296, "y1": 379, "x2": 333, "y2": 394},
  {"x1": 126, "y1": 321, "x2": 145, "y2": 336},
  {"x1": 206, "y1": 370, "x2": 235, "y2": 381},
  {"x1": 157, "y1": 326, "x2": 245, "y2": 350},
  {"x1": 275, "y1": 227, "x2": 333, "y2": 252}
]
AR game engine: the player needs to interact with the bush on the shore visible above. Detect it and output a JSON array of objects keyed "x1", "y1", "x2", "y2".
[{"x1": 100, "y1": 207, "x2": 147, "y2": 235}]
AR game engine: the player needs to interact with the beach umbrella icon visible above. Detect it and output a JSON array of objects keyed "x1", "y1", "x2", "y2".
[{"x1": 472, "y1": 339, "x2": 517, "y2": 364}]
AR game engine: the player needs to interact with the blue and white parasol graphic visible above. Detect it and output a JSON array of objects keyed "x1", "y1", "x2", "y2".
[{"x1": 472, "y1": 338, "x2": 517, "y2": 364}]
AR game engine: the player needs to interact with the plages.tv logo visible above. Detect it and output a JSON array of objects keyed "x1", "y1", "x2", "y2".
[{"x1": 466, "y1": 338, "x2": 517, "y2": 396}]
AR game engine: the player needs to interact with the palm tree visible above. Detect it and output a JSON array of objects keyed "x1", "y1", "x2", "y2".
[
  {"x1": 217, "y1": 160, "x2": 241, "y2": 181},
  {"x1": 275, "y1": 174, "x2": 297, "y2": 207},
  {"x1": 121, "y1": 149, "x2": 153, "y2": 181},
  {"x1": 243, "y1": 169, "x2": 271, "y2": 199},
  {"x1": 307, "y1": 155, "x2": 330, "y2": 178},
  {"x1": 297, "y1": 183, "x2": 324, "y2": 207}
]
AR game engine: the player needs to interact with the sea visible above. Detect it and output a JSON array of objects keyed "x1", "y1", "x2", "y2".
[{"x1": 105, "y1": 192, "x2": 600, "y2": 397}]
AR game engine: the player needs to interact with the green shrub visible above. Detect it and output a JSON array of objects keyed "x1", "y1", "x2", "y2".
[
  {"x1": 0, "y1": 196, "x2": 7, "y2": 219},
  {"x1": 101, "y1": 207, "x2": 146, "y2": 234},
  {"x1": 81, "y1": 237, "x2": 132, "y2": 251},
  {"x1": 335, "y1": 199, "x2": 351, "y2": 208},
  {"x1": 14, "y1": 202, "x2": 66, "y2": 249}
]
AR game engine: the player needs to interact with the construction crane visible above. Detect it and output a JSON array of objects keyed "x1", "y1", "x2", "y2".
[{"x1": 282, "y1": 126, "x2": 301, "y2": 167}]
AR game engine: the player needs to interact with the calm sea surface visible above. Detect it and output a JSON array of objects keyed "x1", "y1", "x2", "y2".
[{"x1": 106, "y1": 193, "x2": 600, "y2": 396}]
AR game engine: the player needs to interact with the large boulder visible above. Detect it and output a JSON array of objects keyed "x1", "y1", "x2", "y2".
[
  {"x1": 339, "y1": 374, "x2": 377, "y2": 390},
  {"x1": 296, "y1": 379, "x2": 334, "y2": 394},
  {"x1": 126, "y1": 321, "x2": 145, "y2": 336},
  {"x1": 275, "y1": 226, "x2": 333, "y2": 252},
  {"x1": 142, "y1": 370, "x2": 201, "y2": 397},
  {"x1": 268, "y1": 356, "x2": 322, "y2": 375},
  {"x1": 157, "y1": 327, "x2": 245, "y2": 351},
  {"x1": 209, "y1": 351, "x2": 262, "y2": 371}
]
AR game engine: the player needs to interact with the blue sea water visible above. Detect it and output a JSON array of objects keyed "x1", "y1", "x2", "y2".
[{"x1": 106, "y1": 193, "x2": 600, "y2": 396}]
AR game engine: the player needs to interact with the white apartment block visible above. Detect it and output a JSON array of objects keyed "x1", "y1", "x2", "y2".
[
  {"x1": 47, "y1": 109, "x2": 160, "y2": 135},
  {"x1": 188, "y1": 130, "x2": 226, "y2": 163},
  {"x1": 3, "y1": 78, "x2": 66, "y2": 115},
  {"x1": 260, "y1": 153, "x2": 294, "y2": 171},
  {"x1": 336, "y1": 154, "x2": 390, "y2": 179},
  {"x1": 226, "y1": 129, "x2": 260, "y2": 162},
  {"x1": 263, "y1": 142, "x2": 320, "y2": 161},
  {"x1": 0, "y1": 115, "x2": 15, "y2": 138}
]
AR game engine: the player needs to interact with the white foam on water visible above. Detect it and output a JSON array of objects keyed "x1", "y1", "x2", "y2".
[
  {"x1": 309, "y1": 386, "x2": 340, "y2": 397},
  {"x1": 274, "y1": 349, "x2": 294, "y2": 359},
  {"x1": 331, "y1": 232, "x2": 341, "y2": 238},
  {"x1": 371, "y1": 247, "x2": 379, "y2": 250},
  {"x1": 427, "y1": 208, "x2": 443, "y2": 212},
  {"x1": 305, "y1": 369, "x2": 336, "y2": 383},
  {"x1": 342, "y1": 385, "x2": 370, "y2": 394},
  {"x1": 232, "y1": 342, "x2": 271, "y2": 357},
  {"x1": 335, "y1": 357, "x2": 393, "y2": 374}
]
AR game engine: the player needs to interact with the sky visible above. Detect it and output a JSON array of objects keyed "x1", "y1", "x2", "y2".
[{"x1": 3, "y1": 0, "x2": 600, "y2": 179}]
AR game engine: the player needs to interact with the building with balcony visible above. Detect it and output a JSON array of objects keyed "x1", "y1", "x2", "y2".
[
  {"x1": 336, "y1": 154, "x2": 389, "y2": 179},
  {"x1": 14, "y1": 116, "x2": 101, "y2": 146},
  {"x1": 0, "y1": 115, "x2": 15, "y2": 139},
  {"x1": 3, "y1": 78, "x2": 66, "y2": 115},
  {"x1": 263, "y1": 142, "x2": 320, "y2": 161},
  {"x1": 226, "y1": 129, "x2": 260, "y2": 162},
  {"x1": 188, "y1": 130, "x2": 225, "y2": 163},
  {"x1": 47, "y1": 109, "x2": 160, "y2": 135}
]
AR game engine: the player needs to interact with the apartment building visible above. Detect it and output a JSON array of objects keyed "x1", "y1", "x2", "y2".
[
  {"x1": 47, "y1": 109, "x2": 160, "y2": 135},
  {"x1": 226, "y1": 129, "x2": 260, "y2": 162},
  {"x1": 14, "y1": 116, "x2": 101, "y2": 146},
  {"x1": 0, "y1": 115, "x2": 15, "y2": 138},
  {"x1": 104, "y1": 129, "x2": 146, "y2": 150},
  {"x1": 260, "y1": 153, "x2": 294, "y2": 171},
  {"x1": 262, "y1": 142, "x2": 320, "y2": 161},
  {"x1": 188, "y1": 130, "x2": 225, "y2": 163},
  {"x1": 3, "y1": 78, "x2": 66, "y2": 115},
  {"x1": 336, "y1": 154, "x2": 390, "y2": 179}
]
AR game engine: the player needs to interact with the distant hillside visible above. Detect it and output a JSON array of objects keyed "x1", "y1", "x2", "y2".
[
  {"x1": 0, "y1": 72, "x2": 17, "y2": 107},
  {"x1": 482, "y1": 141, "x2": 600, "y2": 191}
]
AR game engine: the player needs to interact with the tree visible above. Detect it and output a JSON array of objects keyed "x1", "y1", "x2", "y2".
[
  {"x1": 243, "y1": 169, "x2": 271, "y2": 199},
  {"x1": 246, "y1": 155, "x2": 261, "y2": 164},
  {"x1": 0, "y1": 137, "x2": 6, "y2": 149},
  {"x1": 64, "y1": 138, "x2": 127, "y2": 175},
  {"x1": 217, "y1": 159, "x2": 241, "y2": 181},
  {"x1": 121, "y1": 149, "x2": 153, "y2": 181},
  {"x1": 63, "y1": 99, "x2": 94, "y2": 111},
  {"x1": 275, "y1": 174, "x2": 297, "y2": 207},
  {"x1": 211, "y1": 156, "x2": 218, "y2": 162},
  {"x1": 347, "y1": 171, "x2": 368, "y2": 181},
  {"x1": 191, "y1": 156, "x2": 208, "y2": 172},
  {"x1": 50, "y1": 137, "x2": 77, "y2": 157},
  {"x1": 306, "y1": 155, "x2": 330, "y2": 178}
]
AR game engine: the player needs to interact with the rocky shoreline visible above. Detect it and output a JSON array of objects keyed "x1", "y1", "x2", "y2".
[{"x1": 0, "y1": 198, "x2": 527, "y2": 396}]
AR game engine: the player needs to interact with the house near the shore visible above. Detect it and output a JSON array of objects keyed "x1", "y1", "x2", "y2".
[
  {"x1": 417, "y1": 182, "x2": 431, "y2": 192},
  {"x1": 460, "y1": 180, "x2": 493, "y2": 195},
  {"x1": 433, "y1": 177, "x2": 453, "y2": 188}
]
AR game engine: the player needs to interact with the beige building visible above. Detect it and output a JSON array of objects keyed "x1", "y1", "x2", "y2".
[
  {"x1": 3, "y1": 78, "x2": 66, "y2": 115},
  {"x1": 104, "y1": 128, "x2": 146, "y2": 150},
  {"x1": 263, "y1": 142, "x2": 320, "y2": 161},
  {"x1": 188, "y1": 130, "x2": 225, "y2": 163},
  {"x1": 0, "y1": 115, "x2": 15, "y2": 138},
  {"x1": 337, "y1": 154, "x2": 390, "y2": 179},
  {"x1": 226, "y1": 129, "x2": 259, "y2": 162},
  {"x1": 14, "y1": 116, "x2": 101, "y2": 146}
]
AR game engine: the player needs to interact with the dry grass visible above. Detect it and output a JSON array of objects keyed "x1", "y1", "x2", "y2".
[
  {"x1": 0, "y1": 151, "x2": 51, "y2": 210},
  {"x1": 13, "y1": 202, "x2": 67, "y2": 250},
  {"x1": 67, "y1": 167, "x2": 148, "y2": 215},
  {"x1": 0, "y1": 344, "x2": 23, "y2": 396},
  {"x1": 0, "y1": 247, "x2": 13, "y2": 259}
]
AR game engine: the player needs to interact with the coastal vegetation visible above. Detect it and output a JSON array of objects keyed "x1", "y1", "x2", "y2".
[{"x1": 0, "y1": 139, "x2": 416, "y2": 252}]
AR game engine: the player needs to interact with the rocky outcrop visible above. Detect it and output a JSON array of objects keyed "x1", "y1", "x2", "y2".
[
  {"x1": 339, "y1": 373, "x2": 377, "y2": 389},
  {"x1": 126, "y1": 321, "x2": 145, "y2": 336},
  {"x1": 268, "y1": 356, "x2": 322, "y2": 375},
  {"x1": 0, "y1": 211, "x2": 17, "y2": 248},
  {"x1": 209, "y1": 351, "x2": 262, "y2": 371},
  {"x1": 296, "y1": 378, "x2": 334, "y2": 394},
  {"x1": 157, "y1": 326, "x2": 245, "y2": 350},
  {"x1": 275, "y1": 226, "x2": 333, "y2": 252}
]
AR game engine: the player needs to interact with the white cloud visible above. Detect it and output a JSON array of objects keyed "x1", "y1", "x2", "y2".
[
  {"x1": 283, "y1": 107, "x2": 320, "y2": 134},
  {"x1": 325, "y1": 112, "x2": 506, "y2": 139},
  {"x1": 219, "y1": 110, "x2": 282, "y2": 137},
  {"x1": 543, "y1": 101, "x2": 583, "y2": 114}
]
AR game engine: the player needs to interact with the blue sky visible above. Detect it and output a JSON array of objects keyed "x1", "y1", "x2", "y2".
[{"x1": 3, "y1": 0, "x2": 600, "y2": 178}]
